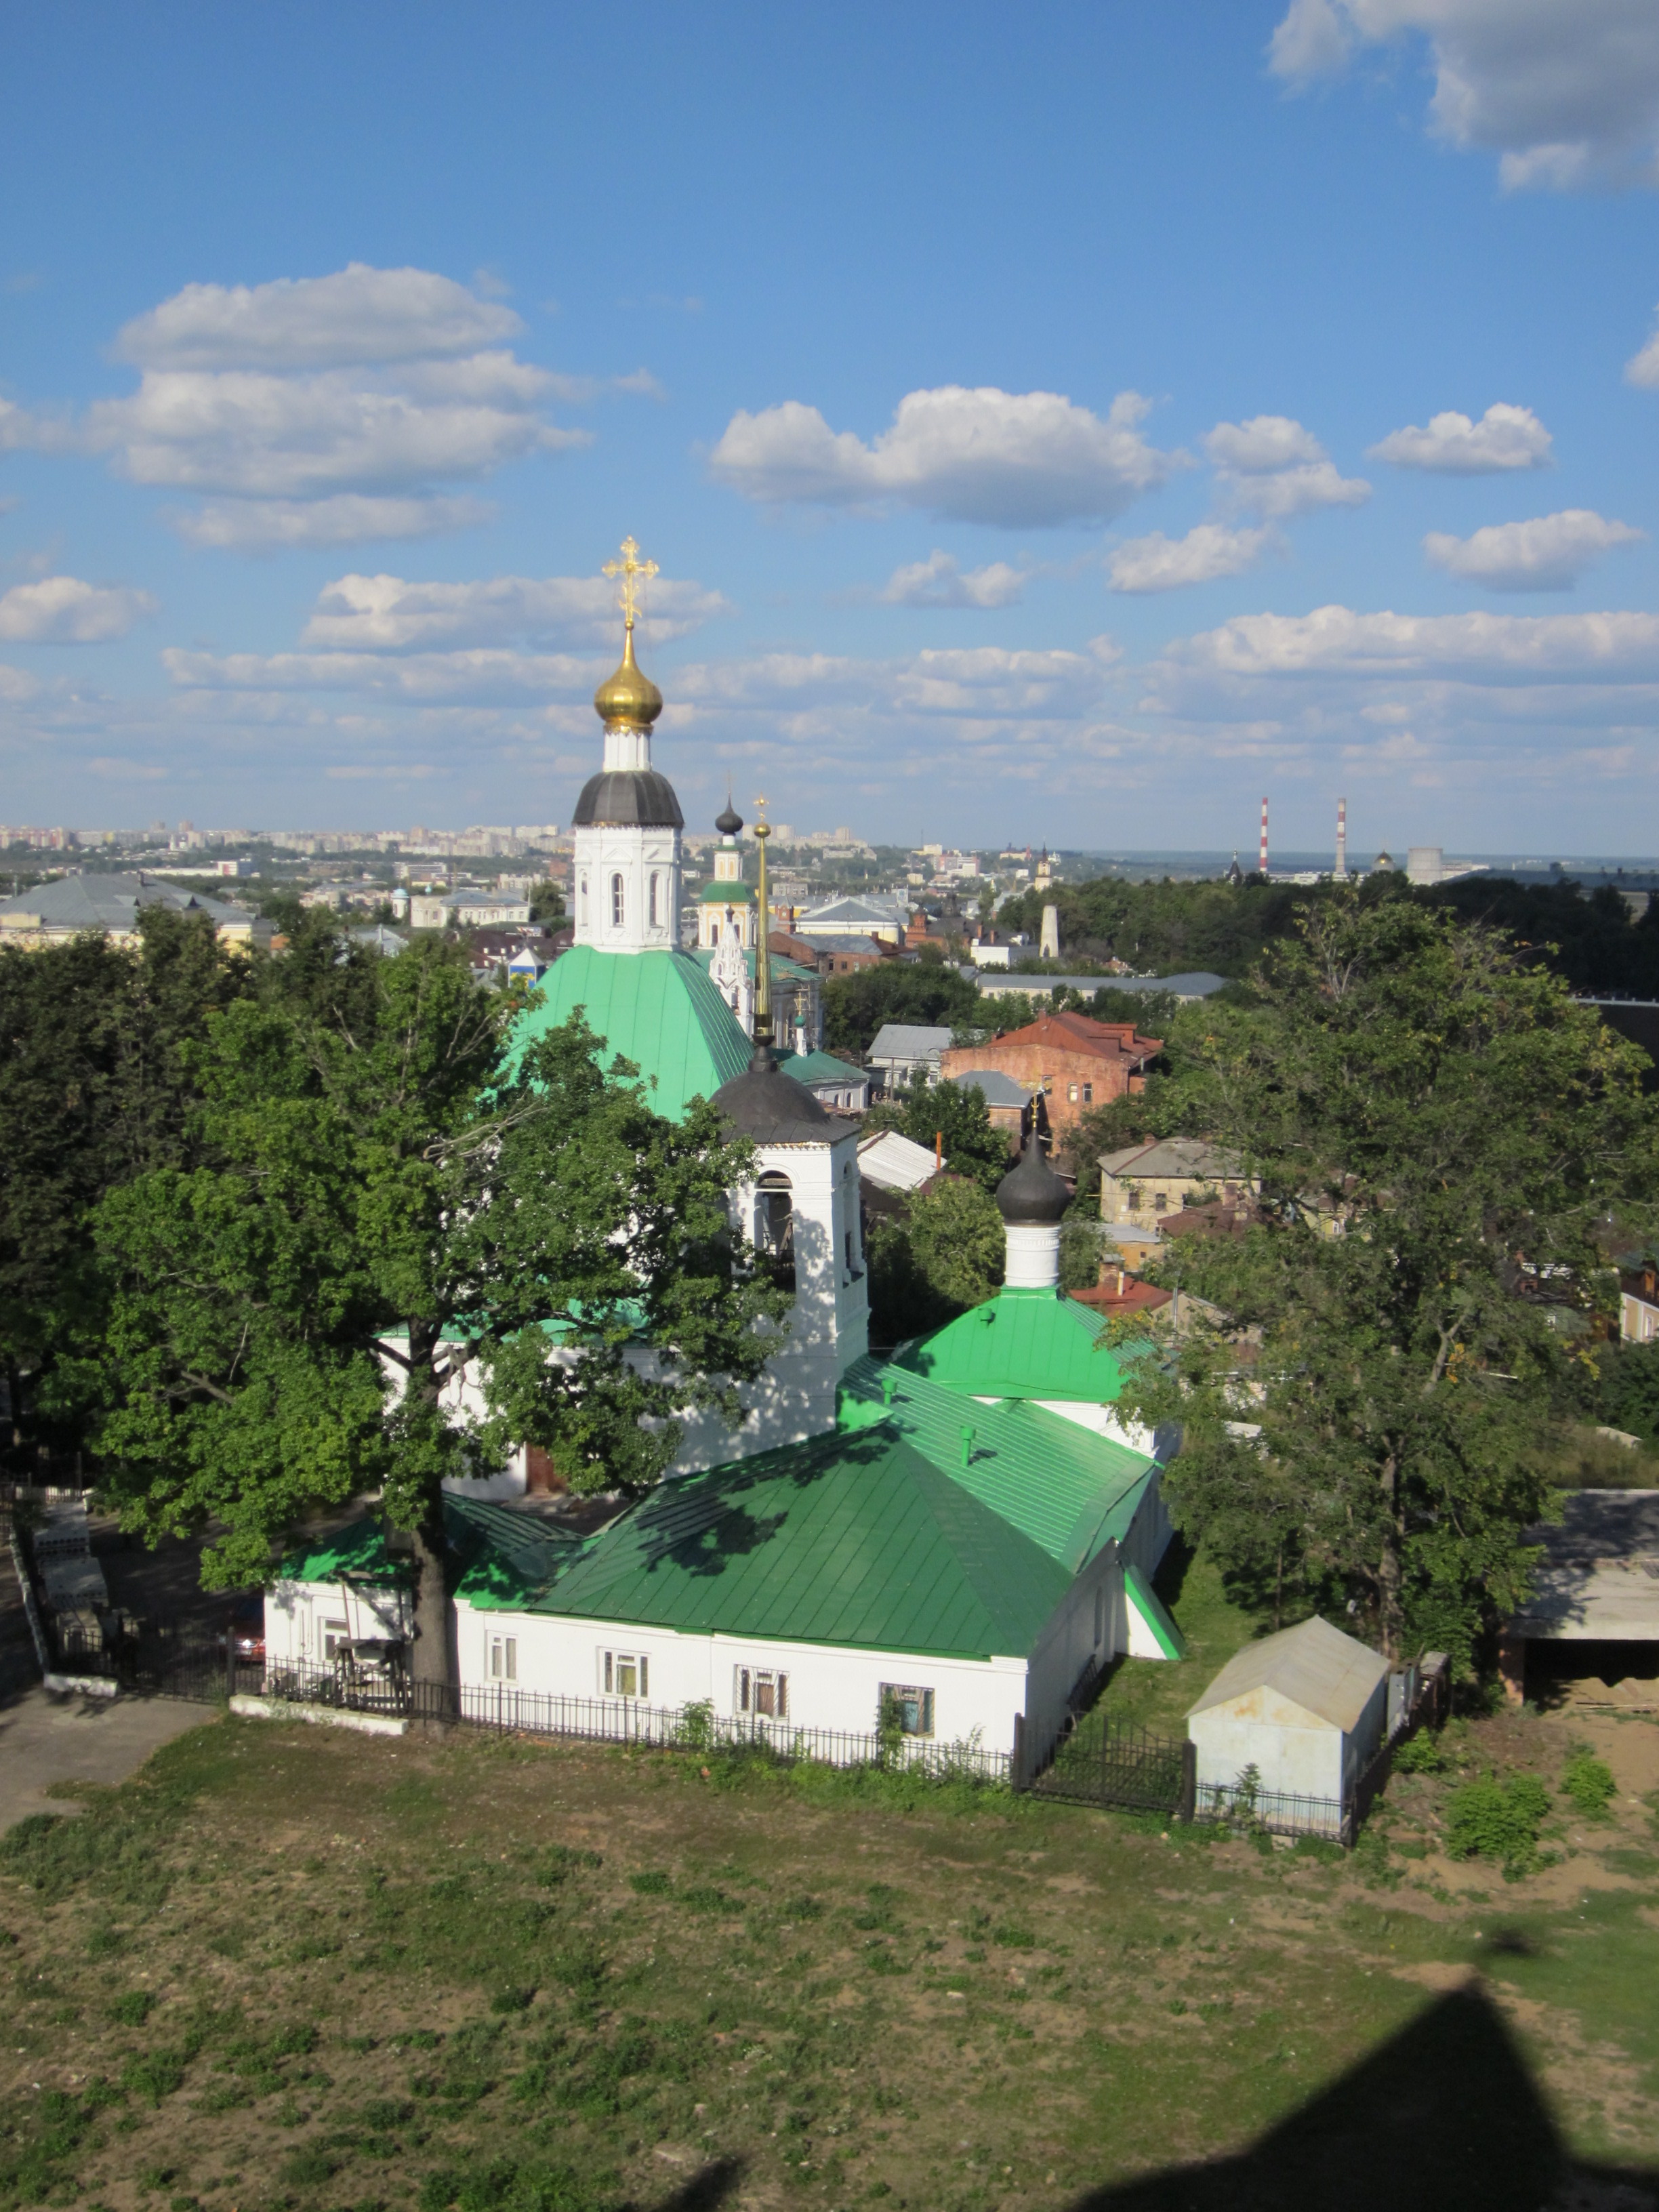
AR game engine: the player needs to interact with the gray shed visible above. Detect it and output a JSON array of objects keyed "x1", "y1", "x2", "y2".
[{"x1": 1188, "y1": 1615, "x2": 1389, "y2": 1807}]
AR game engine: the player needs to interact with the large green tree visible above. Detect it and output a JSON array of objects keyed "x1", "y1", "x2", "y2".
[
  {"x1": 87, "y1": 930, "x2": 786, "y2": 1687},
  {"x1": 821, "y1": 962, "x2": 981, "y2": 1056},
  {"x1": 0, "y1": 909, "x2": 248, "y2": 1462},
  {"x1": 1114, "y1": 895, "x2": 1659, "y2": 1664},
  {"x1": 864, "y1": 1071, "x2": 1010, "y2": 1193}
]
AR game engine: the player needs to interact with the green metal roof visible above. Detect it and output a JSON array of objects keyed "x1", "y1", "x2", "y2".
[
  {"x1": 837, "y1": 1355, "x2": 1155, "y2": 1572},
  {"x1": 459, "y1": 1425, "x2": 1071, "y2": 1660},
  {"x1": 276, "y1": 1495, "x2": 581, "y2": 1591},
  {"x1": 695, "y1": 880, "x2": 754, "y2": 903},
  {"x1": 777, "y1": 1049, "x2": 867, "y2": 1087},
  {"x1": 510, "y1": 945, "x2": 751, "y2": 1122},
  {"x1": 895, "y1": 1286, "x2": 1151, "y2": 1404}
]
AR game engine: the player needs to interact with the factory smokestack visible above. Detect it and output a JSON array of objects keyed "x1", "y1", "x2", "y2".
[
  {"x1": 1258, "y1": 797, "x2": 1269, "y2": 879},
  {"x1": 1334, "y1": 796, "x2": 1348, "y2": 882}
]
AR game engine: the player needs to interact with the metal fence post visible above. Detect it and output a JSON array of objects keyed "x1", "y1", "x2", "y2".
[{"x1": 1177, "y1": 1740, "x2": 1197, "y2": 1824}]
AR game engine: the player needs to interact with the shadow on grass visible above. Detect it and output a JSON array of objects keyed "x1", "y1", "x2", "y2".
[
  {"x1": 1068, "y1": 1984, "x2": 1655, "y2": 2212},
  {"x1": 651, "y1": 2158, "x2": 743, "y2": 2211}
]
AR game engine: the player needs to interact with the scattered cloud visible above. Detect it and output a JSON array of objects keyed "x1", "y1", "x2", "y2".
[
  {"x1": 3, "y1": 264, "x2": 657, "y2": 550},
  {"x1": 173, "y1": 495, "x2": 497, "y2": 550},
  {"x1": 0, "y1": 575, "x2": 157, "y2": 643},
  {"x1": 87, "y1": 755, "x2": 167, "y2": 780},
  {"x1": 113, "y1": 264, "x2": 525, "y2": 372},
  {"x1": 298, "y1": 570, "x2": 731, "y2": 651},
  {"x1": 1369, "y1": 403, "x2": 1552, "y2": 473},
  {"x1": 0, "y1": 663, "x2": 39, "y2": 701},
  {"x1": 1157, "y1": 604, "x2": 1659, "y2": 683},
  {"x1": 878, "y1": 550, "x2": 1026, "y2": 609},
  {"x1": 1626, "y1": 312, "x2": 1659, "y2": 388},
  {"x1": 1204, "y1": 415, "x2": 1369, "y2": 517},
  {"x1": 1269, "y1": 1, "x2": 1659, "y2": 191},
  {"x1": 709, "y1": 386, "x2": 1176, "y2": 527},
  {"x1": 1109, "y1": 523, "x2": 1274, "y2": 594},
  {"x1": 1424, "y1": 509, "x2": 1644, "y2": 591}
]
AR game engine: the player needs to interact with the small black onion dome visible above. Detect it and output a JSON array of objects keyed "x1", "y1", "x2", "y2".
[
  {"x1": 715, "y1": 800, "x2": 743, "y2": 837},
  {"x1": 713, "y1": 1049, "x2": 839, "y2": 1144},
  {"x1": 996, "y1": 1133, "x2": 1070, "y2": 1225},
  {"x1": 571, "y1": 769, "x2": 684, "y2": 829}
]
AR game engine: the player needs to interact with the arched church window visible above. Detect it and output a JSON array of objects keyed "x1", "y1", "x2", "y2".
[
  {"x1": 649, "y1": 872, "x2": 661, "y2": 927},
  {"x1": 611, "y1": 873, "x2": 625, "y2": 930},
  {"x1": 755, "y1": 1170, "x2": 795, "y2": 1293}
]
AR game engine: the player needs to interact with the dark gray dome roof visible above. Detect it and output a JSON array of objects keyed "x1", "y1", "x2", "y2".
[
  {"x1": 715, "y1": 800, "x2": 743, "y2": 836},
  {"x1": 996, "y1": 1134, "x2": 1070, "y2": 1225},
  {"x1": 571, "y1": 769, "x2": 684, "y2": 830},
  {"x1": 714, "y1": 1049, "x2": 842, "y2": 1145}
]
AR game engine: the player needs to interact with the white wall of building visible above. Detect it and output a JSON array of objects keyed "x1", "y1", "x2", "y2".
[
  {"x1": 573, "y1": 823, "x2": 682, "y2": 954},
  {"x1": 1189, "y1": 1675, "x2": 1387, "y2": 1803},
  {"x1": 265, "y1": 1577, "x2": 411, "y2": 1668}
]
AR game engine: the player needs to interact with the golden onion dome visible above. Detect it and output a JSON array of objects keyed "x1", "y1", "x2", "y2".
[{"x1": 593, "y1": 623, "x2": 663, "y2": 729}]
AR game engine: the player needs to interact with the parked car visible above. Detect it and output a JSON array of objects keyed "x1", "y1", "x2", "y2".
[{"x1": 217, "y1": 1599, "x2": 265, "y2": 1664}]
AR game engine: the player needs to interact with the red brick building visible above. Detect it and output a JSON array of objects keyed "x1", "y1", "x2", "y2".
[{"x1": 939, "y1": 1010, "x2": 1161, "y2": 1133}]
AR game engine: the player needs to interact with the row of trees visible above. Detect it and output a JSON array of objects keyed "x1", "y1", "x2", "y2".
[{"x1": 2, "y1": 913, "x2": 783, "y2": 1686}]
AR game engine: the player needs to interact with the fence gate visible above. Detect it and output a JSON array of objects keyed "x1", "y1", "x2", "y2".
[{"x1": 1028, "y1": 1713, "x2": 1194, "y2": 1819}]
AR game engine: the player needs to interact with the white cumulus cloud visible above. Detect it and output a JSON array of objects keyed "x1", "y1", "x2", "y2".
[
  {"x1": 300, "y1": 571, "x2": 731, "y2": 651},
  {"x1": 114, "y1": 263, "x2": 525, "y2": 371},
  {"x1": 1204, "y1": 415, "x2": 1370, "y2": 517},
  {"x1": 1424, "y1": 509, "x2": 1644, "y2": 591},
  {"x1": 1269, "y1": 1, "x2": 1659, "y2": 190},
  {"x1": 0, "y1": 576, "x2": 157, "y2": 643},
  {"x1": 1160, "y1": 603, "x2": 1659, "y2": 683},
  {"x1": 1109, "y1": 524, "x2": 1274, "y2": 594},
  {"x1": 1369, "y1": 403, "x2": 1552, "y2": 473},
  {"x1": 1626, "y1": 312, "x2": 1659, "y2": 388},
  {"x1": 41, "y1": 264, "x2": 643, "y2": 549},
  {"x1": 709, "y1": 386, "x2": 1176, "y2": 527},
  {"x1": 878, "y1": 551, "x2": 1026, "y2": 609}
]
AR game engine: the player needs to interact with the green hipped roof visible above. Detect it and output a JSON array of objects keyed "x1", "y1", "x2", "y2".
[
  {"x1": 777, "y1": 1049, "x2": 867, "y2": 1086},
  {"x1": 837, "y1": 1355, "x2": 1155, "y2": 1572},
  {"x1": 695, "y1": 880, "x2": 754, "y2": 903},
  {"x1": 510, "y1": 944, "x2": 750, "y2": 1122},
  {"x1": 459, "y1": 1425, "x2": 1071, "y2": 1660},
  {"x1": 895, "y1": 1287, "x2": 1151, "y2": 1404}
]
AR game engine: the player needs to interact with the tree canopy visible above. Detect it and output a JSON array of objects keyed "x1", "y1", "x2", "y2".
[
  {"x1": 85, "y1": 926, "x2": 786, "y2": 1686},
  {"x1": 863, "y1": 1071, "x2": 1010, "y2": 1194},
  {"x1": 1113, "y1": 895, "x2": 1659, "y2": 1664},
  {"x1": 821, "y1": 961, "x2": 980, "y2": 1055}
]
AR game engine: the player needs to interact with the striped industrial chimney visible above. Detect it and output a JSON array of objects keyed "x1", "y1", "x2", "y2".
[
  {"x1": 1334, "y1": 796, "x2": 1348, "y2": 881},
  {"x1": 1258, "y1": 797, "x2": 1269, "y2": 878}
]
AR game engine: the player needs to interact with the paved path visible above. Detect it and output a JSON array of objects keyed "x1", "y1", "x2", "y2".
[{"x1": 0, "y1": 1685, "x2": 211, "y2": 1833}]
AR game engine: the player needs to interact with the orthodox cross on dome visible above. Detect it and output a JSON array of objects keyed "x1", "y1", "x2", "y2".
[{"x1": 602, "y1": 535, "x2": 659, "y2": 632}]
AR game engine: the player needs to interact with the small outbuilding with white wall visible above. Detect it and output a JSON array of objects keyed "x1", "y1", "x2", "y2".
[{"x1": 1187, "y1": 1614, "x2": 1389, "y2": 1815}]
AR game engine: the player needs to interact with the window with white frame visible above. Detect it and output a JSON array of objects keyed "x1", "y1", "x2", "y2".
[
  {"x1": 488, "y1": 1633, "x2": 517, "y2": 1682},
  {"x1": 323, "y1": 1616, "x2": 351, "y2": 1660},
  {"x1": 600, "y1": 1650, "x2": 649, "y2": 1698},
  {"x1": 649, "y1": 872, "x2": 661, "y2": 926},
  {"x1": 735, "y1": 1664, "x2": 788, "y2": 1719},
  {"x1": 880, "y1": 1683, "x2": 935, "y2": 1736},
  {"x1": 578, "y1": 874, "x2": 589, "y2": 926},
  {"x1": 611, "y1": 873, "x2": 626, "y2": 930}
]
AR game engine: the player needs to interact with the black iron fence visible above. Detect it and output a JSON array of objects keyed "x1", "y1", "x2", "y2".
[{"x1": 1029, "y1": 1712, "x2": 1195, "y2": 1820}]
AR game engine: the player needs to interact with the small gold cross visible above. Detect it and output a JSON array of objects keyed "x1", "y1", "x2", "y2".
[{"x1": 602, "y1": 535, "x2": 659, "y2": 629}]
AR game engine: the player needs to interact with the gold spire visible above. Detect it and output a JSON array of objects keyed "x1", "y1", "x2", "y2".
[
  {"x1": 752, "y1": 796, "x2": 773, "y2": 1058},
  {"x1": 593, "y1": 535, "x2": 663, "y2": 729}
]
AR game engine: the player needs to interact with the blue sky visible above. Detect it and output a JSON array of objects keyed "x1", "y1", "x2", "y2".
[{"x1": 3, "y1": 1, "x2": 1659, "y2": 855}]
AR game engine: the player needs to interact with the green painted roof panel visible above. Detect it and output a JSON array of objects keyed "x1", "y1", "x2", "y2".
[
  {"x1": 838, "y1": 1355, "x2": 1156, "y2": 1572},
  {"x1": 896, "y1": 1287, "x2": 1152, "y2": 1404},
  {"x1": 510, "y1": 945, "x2": 751, "y2": 1122},
  {"x1": 461, "y1": 1425, "x2": 1070, "y2": 1658}
]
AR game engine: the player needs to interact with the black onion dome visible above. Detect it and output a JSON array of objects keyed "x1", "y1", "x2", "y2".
[
  {"x1": 571, "y1": 769, "x2": 684, "y2": 830},
  {"x1": 713, "y1": 1053, "x2": 840, "y2": 1145},
  {"x1": 996, "y1": 1134, "x2": 1070, "y2": 1225},
  {"x1": 714, "y1": 800, "x2": 743, "y2": 837}
]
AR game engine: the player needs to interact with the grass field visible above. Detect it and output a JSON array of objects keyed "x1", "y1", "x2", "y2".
[{"x1": 3, "y1": 1681, "x2": 1659, "y2": 2212}]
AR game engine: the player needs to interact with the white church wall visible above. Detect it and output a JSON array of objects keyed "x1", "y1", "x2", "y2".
[
  {"x1": 573, "y1": 824, "x2": 681, "y2": 955},
  {"x1": 264, "y1": 1578, "x2": 411, "y2": 1669},
  {"x1": 1021, "y1": 1546, "x2": 1128, "y2": 1759},
  {"x1": 453, "y1": 1599, "x2": 1029, "y2": 1753}
]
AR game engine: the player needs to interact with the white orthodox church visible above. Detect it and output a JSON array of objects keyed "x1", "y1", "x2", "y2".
[{"x1": 264, "y1": 542, "x2": 1180, "y2": 1772}]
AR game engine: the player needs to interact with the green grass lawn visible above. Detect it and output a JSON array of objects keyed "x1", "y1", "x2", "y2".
[
  {"x1": 1, "y1": 1689, "x2": 1658, "y2": 2212},
  {"x1": 1090, "y1": 1541, "x2": 1265, "y2": 1737}
]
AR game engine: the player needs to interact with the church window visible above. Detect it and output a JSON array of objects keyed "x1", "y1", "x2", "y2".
[
  {"x1": 489, "y1": 1635, "x2": 517, "y2": 1682},
  {"x1": 649, "y1": 872, "x2": 661, "y2": 926},
  {"x1": 601, "y1": 1650, "x2": 649, "y2": 1698},
  {"x1": 735, "y1": 1665, "x2": 788, "y2": 1719},
  {"x1": 611, "y1": 874, "x2": 626, "y2": 929},
  {"x1": 880, "y1": 1683, "x2": 935, "y2": 1738},
  {"x1": 577, "y1": 874, "x2": 589, "y2": 926}
]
